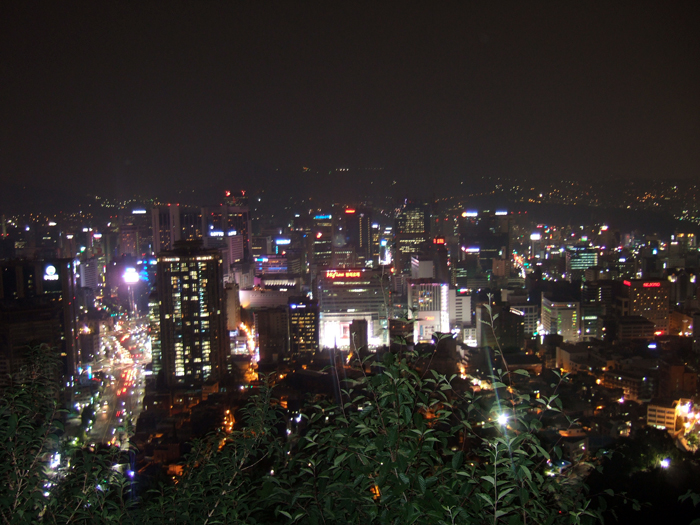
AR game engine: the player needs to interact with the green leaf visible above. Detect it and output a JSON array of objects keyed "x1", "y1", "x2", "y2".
[
  {"x1": 452, "y1": 451, "x2": 463, "y2": 470},
  {"x1": 418, "y1": 475, "x2": 426, "y2": 494},
  {"x1": 481, "y1": 475, "x2": 496, "y2": 486},
  {"x1": 333, "y1": 452, "x2": 347, "y2": 468},
  {"x1": 518, "y1": 465, "x2": 532, "y2": 481}
]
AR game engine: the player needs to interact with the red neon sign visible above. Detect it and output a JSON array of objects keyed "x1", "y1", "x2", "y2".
[
  {"x1": 433, "y1": 237, "x2": 445, "y2": 244},
  {"x1": 345, "y1": 209, "x2": 356, "y2": 214},
  {"x1": 326, "y1": 270, "x2": 362, "y2": 279},
  {"x1": 643, "y1": 282, "x2": 661, "y2": 287},
  {"x1": 623, "y1": 280, "x2": 631, "y2": 286}
]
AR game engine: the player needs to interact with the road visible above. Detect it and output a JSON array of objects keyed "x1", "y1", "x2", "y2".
[{"x1": 87, "y1": 317, "x2": 150, "y2": 448}]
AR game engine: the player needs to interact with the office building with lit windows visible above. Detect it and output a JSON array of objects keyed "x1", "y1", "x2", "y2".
[
  {"x1": 344, "y1": 207, "x2": 373, "y2": 265},
  {"x1": 541, "y1": 293, "x2": 580, "y2": 343},
  {"x1": 394, "y1": 202, "x2": 431, "y2": 274},
  {"x1": 617, "y1": 279, "x2": 670, "y2": 335},
  {"x1": 152, "y1": 205, "x2": 181, "y2": 254},
  {"x1": 156, "y1": 241, "x2": 228, "y2": 388},
  {"x1": 202, "y1": 204, "x2": 252, "y2": 261},
  {"x1": 316, "y1": 268, "x2": 387, "y2": 349},
  {"x1": 148, "y1": 292, "x2": 162, "y2": 375},
  {"x1": 408, "y1": 279, "x2": 449, "y2": 343},
  {"x1": 565, "y1": 247, "x2": 599, "y2": 282},
  {"x1": 288, "y1": 297, "x2": 319, "y2": 357}
]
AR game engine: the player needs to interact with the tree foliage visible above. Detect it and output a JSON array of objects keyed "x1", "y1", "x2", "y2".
[{"x1": 1, "y1": 345, "x2": 604, "y2": 524}]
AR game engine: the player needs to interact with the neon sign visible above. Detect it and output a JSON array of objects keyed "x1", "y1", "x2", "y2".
[
  {"x1": 433, "y1": 237, "x2": 445, "y2": 244},
  {"x1": 44, "y1": 265, "x2": 59, "y2": 281},
  {"x1": 325, "y1": 270, "x2": 362, "y2": 279},
  {"x1": 623, "y1": 280, "x2": 631, "y2": 286},
  {"x1": 345, "y1": 209, "x2": 356, "y2": 214},
  {"x1": 643, "y1": 282, "x2": 661, "y2": 288}
]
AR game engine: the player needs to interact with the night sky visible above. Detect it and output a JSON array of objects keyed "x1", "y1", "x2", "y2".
[{"x1": 1, "y1": 1, "x2": 699, "y2": 209}]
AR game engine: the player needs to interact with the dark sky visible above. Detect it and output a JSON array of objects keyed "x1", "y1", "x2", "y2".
[{"x1": 1, "y1": 1, "x2": 699, "y2": 209}]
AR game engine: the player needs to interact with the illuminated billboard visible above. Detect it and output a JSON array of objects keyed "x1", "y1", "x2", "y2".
[
  {"x1": 43, "y1": 264, "x2": 59, "y2": 281},
  {"x1": 325, "y1": 270, "x2": 362, "y2": 279}
]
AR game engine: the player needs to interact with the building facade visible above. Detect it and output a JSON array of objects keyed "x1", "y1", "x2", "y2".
[{"x1": 156, "y1": 242, "x2": 228, "y2": 388}]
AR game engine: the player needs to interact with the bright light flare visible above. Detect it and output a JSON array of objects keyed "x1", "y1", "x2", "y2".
[
  {"x1": 123, "y1": 268, "x2": 139, "y2": 284},
  {"x1": 497, "y1": 414, "x2": 508, "y2": 426},
  {"x1": 660, "y1": 458, "x2": 670, "y2": 469}
]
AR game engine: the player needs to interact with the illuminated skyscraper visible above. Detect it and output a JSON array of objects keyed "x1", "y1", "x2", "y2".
[
  {"x1": 344, "y1": 207, "x2": 373, "y2": 265},
  {"x1": 202, "y1": 204, "x2": 252, "y2": 262},
  {"x1": 618, "y1": 279, "x2": 670, "y2": 335},
  {"x1": 148, "y1": 292, "x2": 161, "y2": 375},
  {"x1": 458, "y1": 210, "x2": 511, "y2": 272},
  {"x1": 179, "y1": 206, "x2": 203, "y2": 241},
  {"x1": 157, "y1": 241, "x2": 228, "y2": 388},
  {"x1": 317, "y1": 268, "x2": 388, "y2": 349},
  {"x1": 565, "y1": 247, "x2": 598, "y2": 282},
  {"x1": 311, "y1": 214, "x2": 333, "y2": 269},
  {"x1": 407, "y1": 279, "x2": 449, "y2": 343},
  {"x1": 394, "y1": 202, "x2": 431, "y2": 274},
  {"x1": 288, "y1": 296, "x2": 319, "y2": 357},
  {"x1": 152, "y1": 205, "x2": 181, "y2": 254},
  {"x1": 541, "y1": 293, "x2": 580, "y2": 343}
]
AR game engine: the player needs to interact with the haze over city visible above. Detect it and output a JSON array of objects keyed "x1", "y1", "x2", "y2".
[
  {"x1": 2, "y1": 3, "x2": 700, "y2": 524},
  {"x1": 2, "y1": 1, "x2": 699, "y2": 209}
]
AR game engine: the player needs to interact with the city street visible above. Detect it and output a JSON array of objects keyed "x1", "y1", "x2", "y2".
[{"x1": 87, "y1": 317, "x2": 150, "y2": 448}]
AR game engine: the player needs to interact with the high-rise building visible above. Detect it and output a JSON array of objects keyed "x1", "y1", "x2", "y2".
[
  {"x1": 0, "y1": 260, "x2": 80, "y2": 385},
  {"x1": 317, "y1": 268, "x2": 388, "y2": 349},
  {"x1": 156, "y1": 241, "x2": 228, "y2": 388},
  {"x1": 370, "y1": 223, "x2": 381, "y2": 266},
  {"x1": 344, "y1": 207, "x2": 373, "y2": 265},
  {"x1": 0, "y1": 300, "x2": 62, "y2": 389},
  {"x1": 617, "y1": 279, "x2": 670, "y2": 335},
  {"x1": 255, "y1": 307, "x2": 288, "y2": 363},
  {"x1": 395, "y1": 202, "x2": 431, "y2": 274},
  {"x1": 458, "y1": 210, "x2": 511, "y2": 273},
  {"x1": 407, "y1": 279, "x2": 449, "y2": 343},
  {"x1": 541, "y1": 293, "x2": 580, "y2": 343},
  {"x1": 311, "y1": 214, "x2": 334, "y2": 270},
  {"x1": 202, "y1": 204, "x2": 252, "y2": 261},
  {"x1": 79, "y1": 257, "x2": 100, "y2": 292},
  {"x1": 119, "y1": 207, "x2": 151, "y2": 257},
  {"x1": 565, "y1": 247, "x2": 599, "y2": 282},
  {"x1": 152, "y1": 205, "x2": 181, "y2": 254},
  {"x1": 225, "y1": 282, "x2": 241, "y2": 331},
  {"x1": 148, "y1": 292, "x2": 162, "y2": 376},
  {"x1": 179, "y1": 206, "x2": 203, "y2": 241},
  {"x1": 288, "y1": 296, "x2": 319, "y2": 358}
]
